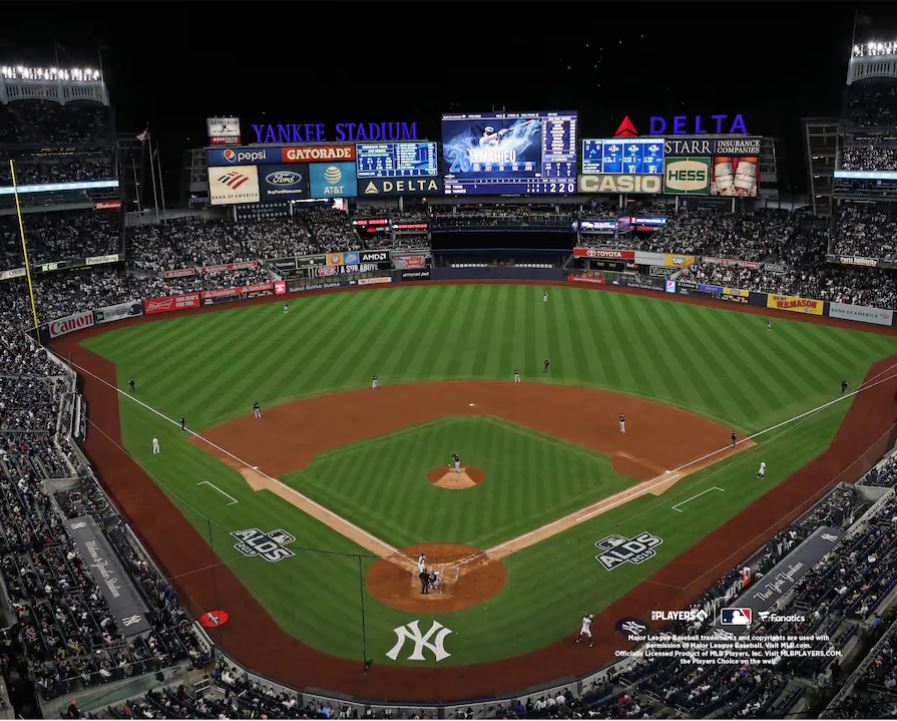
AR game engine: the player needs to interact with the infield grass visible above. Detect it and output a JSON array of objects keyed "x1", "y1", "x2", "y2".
[{"x1": 288, "y1": 415, "x2": 639, "y2": 548}]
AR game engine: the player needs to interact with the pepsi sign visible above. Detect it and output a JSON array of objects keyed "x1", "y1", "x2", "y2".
[
  {"x1": 207, "y1": 146, "x2": 281, "y2": 166},
  {"x1": 259, "y1": 164, "x2": 309, "y2": 201}
]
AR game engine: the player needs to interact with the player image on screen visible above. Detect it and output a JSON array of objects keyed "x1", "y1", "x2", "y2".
[
  {"x1": 441, "y1": 111, "x2": 578, "y2": 195},
  {"x1": 443, "y1": 117, "x2": 542, "y2": 175}
]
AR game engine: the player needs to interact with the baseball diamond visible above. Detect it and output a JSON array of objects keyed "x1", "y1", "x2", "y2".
[{"x1": 50, "y1": 281, "x2": 897, "y2": 700}]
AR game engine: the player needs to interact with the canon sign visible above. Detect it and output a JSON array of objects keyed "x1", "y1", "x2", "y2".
[{"x1": 49, "y1": 310, "x2": 94, "y2": 338}]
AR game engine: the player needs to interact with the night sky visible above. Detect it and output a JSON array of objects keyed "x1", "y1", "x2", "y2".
[{"x1": 5, "y1": 1, "x2": 897, "y2": 195}]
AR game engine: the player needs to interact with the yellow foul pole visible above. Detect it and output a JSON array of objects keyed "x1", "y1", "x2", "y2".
[{"x1": 9, "y1": 159, "x2": 41, "y2": 344}]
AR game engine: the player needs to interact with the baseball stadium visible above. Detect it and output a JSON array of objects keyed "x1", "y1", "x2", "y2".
[{"x1": 4, "y1": 3, "x2": 897, "y2": 719}]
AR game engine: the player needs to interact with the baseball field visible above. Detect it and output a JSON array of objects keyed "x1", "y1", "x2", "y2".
[{"x1": 55, "y1": 282, "x2": 897, "y2": 700}]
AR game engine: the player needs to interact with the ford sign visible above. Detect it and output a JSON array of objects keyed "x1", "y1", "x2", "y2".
[{"x1": 265, "y1": 170, "x2": 303, "y2": 186}]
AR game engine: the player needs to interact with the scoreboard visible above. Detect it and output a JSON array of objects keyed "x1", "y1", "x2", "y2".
[
  {"x1": 582, "y1": 138, "x2": 665, "y2": 175},
  {"x1": 356, "y1": 142, "x2": 438, "y2": 178},
  {"x1": 441, "y1": 111, "x2": 578, "y2": 195}
]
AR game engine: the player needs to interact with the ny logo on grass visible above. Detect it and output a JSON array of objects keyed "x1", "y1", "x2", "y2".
[{"x1": 386, "y1": 620, "x2": 452, "y2": 662}]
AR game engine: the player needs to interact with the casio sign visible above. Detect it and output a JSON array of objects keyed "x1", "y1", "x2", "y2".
[
  {"x1": 265, "y1": 170, "x2": 303, "y2": 186},
  {"x1": 578, "y1": 175, "x2": 662, "y2": 194}
]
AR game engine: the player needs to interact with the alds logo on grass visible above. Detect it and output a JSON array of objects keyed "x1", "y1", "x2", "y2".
[
  {"x1": 595, "y1": 532, "x2": 663, "y2": 570},
  {"x1": 231, "y1": 528, "x2": 296, "y2": 563}
]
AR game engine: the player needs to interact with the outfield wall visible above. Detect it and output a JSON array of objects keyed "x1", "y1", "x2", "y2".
[{"x1": 39, "y1": 265, "x2": 897, "y2": 344}]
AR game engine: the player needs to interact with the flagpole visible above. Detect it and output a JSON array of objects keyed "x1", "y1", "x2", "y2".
[
  {"x1": 131, "y1": 158, "x2": 142, "y2": 214},
  {"x1": 154, "y1": 139, "x2": 167, "y2": 223},
  {"x1": 145, "y1": 128, "x2": 160, "y2": 224}
]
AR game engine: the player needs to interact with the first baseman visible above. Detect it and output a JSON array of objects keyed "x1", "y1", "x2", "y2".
[
  {"x1": 576, "y1": 613, "x2": 594, "y2": 647},
  {"x1": 731, "y1": 431, "x2": 737, "y2": 448},
  {"x1": 619, "y1": 413, "x2": 626, "y2": 434}
]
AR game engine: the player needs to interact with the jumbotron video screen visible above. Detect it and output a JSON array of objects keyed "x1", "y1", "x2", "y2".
[{"x1": 441, "y1": 111, "x2": 578, "y2": 195}]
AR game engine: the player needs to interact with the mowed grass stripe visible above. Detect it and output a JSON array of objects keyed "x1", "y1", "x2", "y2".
[
  {"x1": 374, "y1": 286, "x2": 443, "y2": 379},
  {"x1": 625, "y1": 297, "x2": 690, "y2": 403},
  {"x1": 603, "y1": 292, "x2": 657, "y2": 395}
]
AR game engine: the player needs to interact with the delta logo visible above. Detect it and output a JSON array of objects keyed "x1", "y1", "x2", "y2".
[
  {"x1": 720, "y1": 607, "x2": 752, "y2": 626},
  {"x1": 218, "y1": 170, "x2": 251, "y2": 189}
]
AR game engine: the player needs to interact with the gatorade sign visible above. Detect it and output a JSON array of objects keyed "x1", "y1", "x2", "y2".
[{"x1": 663, "y1": 158, "x2": 710, "y2": 195}]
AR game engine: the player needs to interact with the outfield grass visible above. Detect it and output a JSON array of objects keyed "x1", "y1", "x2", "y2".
[
  {"x1": 289, "y1": 415, "x2": 639, "y2": 548},
  {"x1": 81, "y1": 284, "x2": 897, "y2": 666},
  {"x1": 84, "y1": 284, "x2": 897, "y2": 432}
]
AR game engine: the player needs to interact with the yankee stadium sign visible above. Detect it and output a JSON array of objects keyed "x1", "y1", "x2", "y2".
[{"x1": 249, "y1": 122, "x2": 418, "y2": 144}]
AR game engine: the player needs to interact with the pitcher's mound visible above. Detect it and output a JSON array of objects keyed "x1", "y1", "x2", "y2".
[
  {"x1": 367, "y1": 543, "x2": 506, "y2": 613},
  {"x1": 427, "y1": 465, "x2": 486, "y2": 490}
]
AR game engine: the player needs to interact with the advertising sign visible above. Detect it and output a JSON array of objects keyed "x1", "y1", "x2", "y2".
[
  {"x1": 836, "y1": 255, "x2": 879, "y2": 267},
  {"x1": 635, "y1": 251, "x2": 696, "y2": 268},
  {"x1": 703, "y1": 256, "x2": 762, "y2": 270},
  {"x1": 66, "y1": 516, "x2": 152, "y2": 637},
  {"x1": 358, "y1": 176, "x2": 444, "y2": 196},
  {"x1": 162, "y1": 268, "x2": 196, "y2": 279},
  {"x1": 144, "y1": 293, "x2": 201, "y2": 315},
  {"x1": 259, "y1": 164, "x2": 309, "y2": 201},
  {"x1": 206, "y1": 146, "x2": 281, "y2": 166},
  {"x1": 93, "y1": 300, "x2": 143, "y2": 325},
  {"x1": 400, "y1": 269, "x2": 431, "y2": 280},
  {"x1": 48, "y1": 310, "x2": 94, "y2": 338},
  {"x1": 208, "y1": 166, "x2": 260, "y2": 205},
  {"x1": 282, "y1": 145, "x2": 356, "y2": 163},
  {"x1": 359, "y1": 250, "x2": 390, "y2": 263},
  {"x1": 325, "y1": 251, "x2": 361, "y2": 267},
  {"x1": 710, "y1": 156, "x2": 758, "y2": 197},
  {"x1": 207, "y1": 117, "x2": 241, "y2": 145},
  {"x1": 767, "y1": 294, "x2": 823, "y2": 315},
  {"x1": 828, "y1": 302, "x2": 894, "y2": 326},
  {"x1": 309, "y1": 162, "x2": 358, "y2": 198},
  {"x1": 663, "y1": 157, "x2": 711, "y2": 195},
  {"x1": 578, "y1": 174, "x2": 662, "y2": 194},
  {"x1": 573, "y1": 247, "x2": 635, "y2": 260},
  {"x1": 391, "y1": 253, "x2": 429, "y2": 270},
  {"x1": 357, "y1": 276, "x2": 392, "y2": 286},
  {"x1": 664, "y1": 136, "x2": 762, "y2": 157}
]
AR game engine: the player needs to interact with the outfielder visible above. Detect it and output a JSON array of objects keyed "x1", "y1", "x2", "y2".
[
  {"x1": 575, "y1": 613, "x2": 594, "y2": 647},
  {"x1": 543, "y1": 290, "x2": 549, "y2": 303},
  {"x1": 619, "y1": 413, "x2": 626, "y2": 434},
  {"x1": 152, "y1": 436, "x2": 160, "y2": 455},
  {"x1": 283, "y1": 302, "x2": 289, "y2": 314},
  {"x1": 767, "y1": 319, "x2": 772, "y2": 332},
  {"x1": 371, "y1": 375, "x2": 379, "y2": 390},
  {"x1": 757, "y1": 460, "x2": 767, "y2": 479},
  {"x1": 543, "y1": 357, "x2": 550, "y2": 373},
  {"x1": 253, "y1": 401, "x2": 261, "y2": 419},
  {"x1": 514, "y1": 368, "x2": 521, "y2": 383}
]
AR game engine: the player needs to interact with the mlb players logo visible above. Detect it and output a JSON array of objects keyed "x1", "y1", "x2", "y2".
[{"x1": 721, "y1": 607, "x2": 752, "y2": 626}]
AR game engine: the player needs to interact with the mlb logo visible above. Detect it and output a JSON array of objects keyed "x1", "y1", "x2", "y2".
[
  {"x1": 721, "y1": 607, "x2": 752, "y2": 626},
  {"x1": 597, "y1": 534, "x2": 629, "y2": 549}
]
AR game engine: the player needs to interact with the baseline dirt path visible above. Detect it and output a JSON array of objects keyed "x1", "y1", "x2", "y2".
[{"x1": 49, "y1": 282, "x2": 897, "y2": 704}]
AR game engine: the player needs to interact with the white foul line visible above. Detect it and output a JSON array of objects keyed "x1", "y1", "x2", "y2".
[
  {"x1": 197, "y1": 481, "x2": 238, "y2": 506},
  {"x1": 671, "y1": 486, "x2": 724, "y2": 513}
]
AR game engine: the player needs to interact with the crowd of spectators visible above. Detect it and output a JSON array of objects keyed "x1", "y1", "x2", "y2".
[
  {"x1": 840, "y1": 141, "x2": 897, "y2": 171},
  {"x1": 129, "y1": 212, "x2": 365, "y2": 272},
  {"x1": 862, "y1": 454, "x2": 897, "y2": 489},
  {"x1": 847, "y1": 79, "x2": 897, "y2": 128},
  {"x1": 304, "y1": 208, "x2": 361, "y2": 252},
  {"x1": 0, "y1": 210, "x2": 121, "y2": 269},
  {"x1": 832, "y1": 202, "x2": 897, "y2": 262},
  {"x1": 0, "y1": 152, "x2": 114, "y2": 186},
  {"x1": 0, "y1": 101, "x2": 111, "y2": 145},
  {"x1": 0, "y1": 282, "x2": 211, "y2": 716}
]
